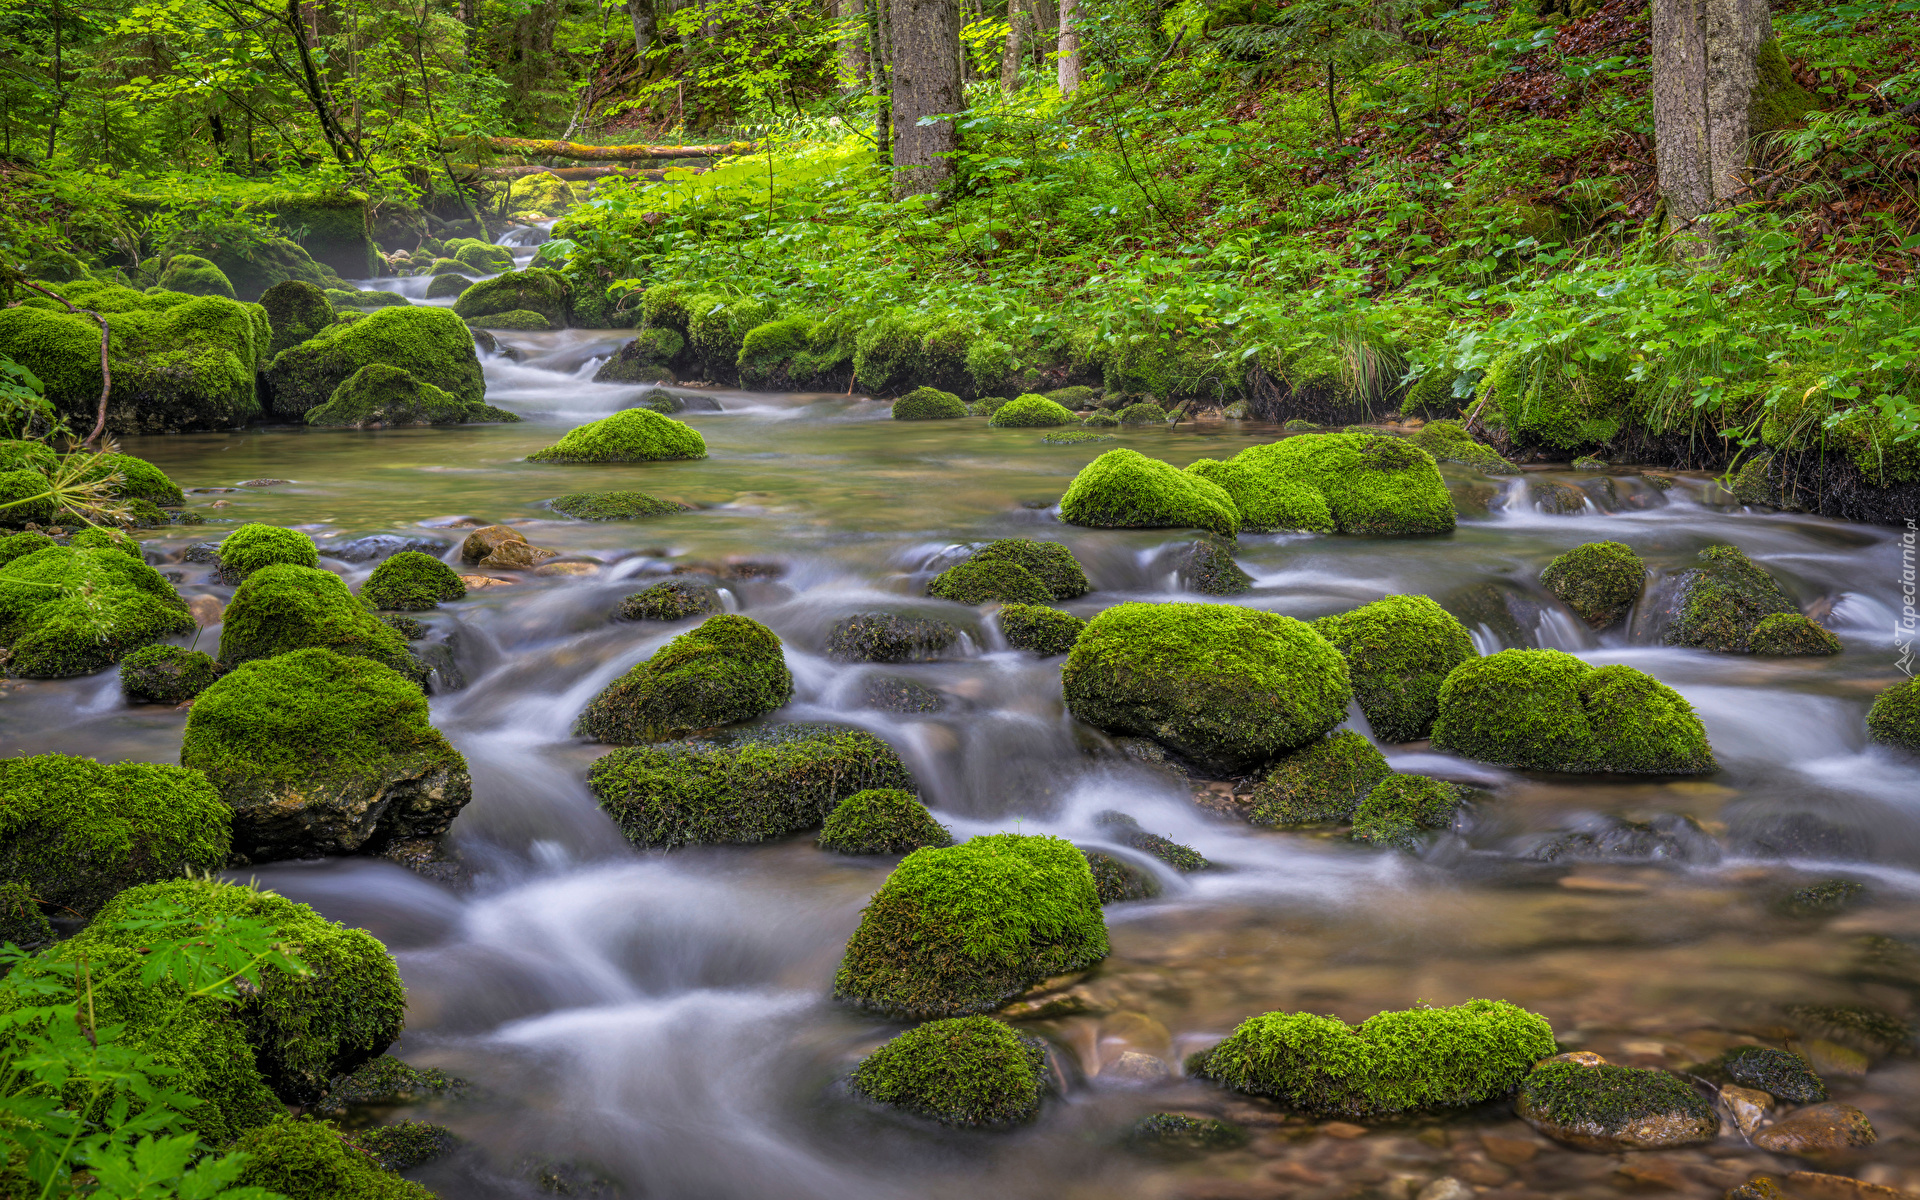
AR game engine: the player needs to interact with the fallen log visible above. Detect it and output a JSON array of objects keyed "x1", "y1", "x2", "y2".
[
  {"x1": 476, "y1": 137, "x2": 752, "y2": 161},
  {"x1": 465, "y1": 164, "x2": 708, "y2": 181}
]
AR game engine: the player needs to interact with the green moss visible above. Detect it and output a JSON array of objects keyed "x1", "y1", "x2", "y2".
[
  {"x1": 999, "y1": 603, "x2": 1086, "y2": 656},
  {"x1": 0, "y1": 753, "x2": 229, "y2": 918},
  {"x1": 988, "y1": 394, "x2": 1078, "y2": 428},
  {"x1": 361, "y1": 551, "x2": 466, "y2": 611},
  {"x1": 1349, "y1": 774, "x2": 1468, "y2": 849},
  {"x1": 466, "y1": 308, "x2": 554, "y2": 331},
  {"x1": 1868, "y1": 679, "x2": 1920, "y2": 754},
  {"x1": 549, "y1": 490, "x2": 691, "y2": 521},
  {"x1": 737, "y1": 316, "x2": 817, "y2": 387},
  {"x1": 1750, "y1": 39, "x2": 1820, "y2": 132},
  {"x1": 588, "y1": 723, "x2": 913, "y2": 848},
  {"x1": 257, "y1": 189, "x2": 380, "y2": 279},
  {"x1": 67, "y1": 524, "x2": 141, "y2": 556},
  {"x1": 818, "y1": 788, "x2": 953, "y2": 854},
  {"x1": 850, "y1": 1015, "x2": 1049, "y2": 1127},
  {"x1": 1750, "y1": 612, "x2": 1841, "y2": 656},
  {"x1": 307, "y1": 362, "x2": 486, "y2": 428},
  {"x1": 1118, "y1": 401, "x2": 1168, "y2": 425},
  {"x1": 1311, "y1": 595, "x2": 1476, "y2": 742},
  {"x1": 1059, "y1": 449, "x2": 1241, "y2": 537},
  {"x1": 1042, "y1": 429, "x2": 1115, "y2": 444},
  {"x1": 826, "y1": 613, "x2": 960, "y2": 662},
  {"x1": 265, "y1": 305, "x2": 485, "y2": 418},
  {"x1": 1096, "y1": 811, "x2": 1209, "y2": 871},
  {"x1": 1665, "y1": 544, "x2": 1799, "y2": 653},
  {"x1": 1196, "y1": 999, "x2": 1556, "y2": 1116},
  {"x1": 1081, "y1": 410, "x2": 1119, "y2": 428},
  {"x1": 0, "y1": 468, "x2": 54, "y2": 526},
  {"x1": 577, "y1": 614, "x2": 792, "y2": 742},
  {"x1": 1540, "y1": 541, "x2": 1645, "y2": 629},
  {"x1": 75, "y1": 451, "x2": 185, "y2": 506},
  {"x1": 689, "y1": 296, "x2": 776, "y2": 375},
  {"x1": 314, "y1": 1054, "x2": 467, "y2": 1116},
  {"x1": 0, "y1": 530, "x2": 54, "y2": 566},
  {"x1": 927, "y1": 557, "x2": 1052, "y2": 605},
  {"x1": 834, "y1": 832, "x2": 1109, "y2": 1018},
  {"x1": 182, "y1": 648, "x2": 469, "y2": 860},
  {"x1": 0, "y1": 545, "x2": 193, "y2": 676},
  {"x1": 427, "y1": 258, "x2": 467, "y2": 276},
  {"x1": 424, "y1": 272, "x2": 473, "y2": 300},
  {"x1": 1724, "y1": 1047, "x2": 1826, "y2": 1103},
  {"x1": 1087, "y1": 850, "x2": 1161, "y2": 902},
  {"x1": 526, "y1": 406, "x2": 707, "y2": 463},
  {"x1": 964, "y1": 539, "x2": 1089, "y2": 599},
  {"x1": 0, "y1": 878, "x2": 53, "y2": 947},
  {"x1": 966, "y1": 338, "x2": 1015, "y2": 395},
  {"x1": 218, "y1": 563, "x2": 425, "y2": 683},
  {"x1": 0, "y1": 440, "x2": 58, "y2": 475},
  {"x1": 1064, "y1": 602, "x2": 1351, "y2": 774},
  {"x1": 218, "y1": 522, "x2": 319, "y2": 580},
  {"x1": 260, "y1": 280, "x2": 336, "y2": 357},
  {"x1": 892, "y1": 386, "x2": 968, "y2": 420},
  {"x1": 452, "y1": 242, "x2": 515, "y2": 274},
  {"x1": 1778, "y1": 879, "x2": 1868, "y2": 917},
  {"x1": 1183, "y1": 457, "x2": 1334, "y2": 534},
  {"x1": 452, "y1": 268, "x2": 570, "y2": 326},
  {"x1": 1247, "y1": 731, "x2": 1391, "y2": 826},
  {"x1": 620, "y1": 578, "x2": 722, "y2": 621},
  {"x1": 1430, "y1": 648, "x2": 1716, "y2": 773},
  {"x1": 119, "y1": 643, "x2": 220, "y2": 703},
  {"x1": 1516, "y1": 1059, "x2": 1713, "y2": 1139},
  {"x1": 1046, "y1": 386, "x2": 1098, "y2": 408},
  {"x1": 158, "y1": 254, "x2": 237, "y2": 299},
  {"x1": 1408, "y1": 419, "x2": 1520, "y2": 474},
  {"x1": 1481, "y1": 352, "x2": 1629, "y2": 451},
  {"x1": 596, "y1": 328, "x2": 685, "y2": 382},
  {"x1": 1124, "y1": 1113, "x2": 1248, "y2": 1158},
  {"x1": 1233, "y1": 432, "x2": 1455, "y2": 536},
  {"x1": 1175, "y1": 537, "x2": 1253, "y2": 595},
  {"x1": 638, "y1": 280, "x2": 700, "y2": 333},
  {"x1": 852, "y1": 310, "x2": 926, "y2": 393},
  {"x1": 347, "y1": 1120, "x2": 461, "y2": 1172},
  {"x1": 1, "y1": 878, "x2": 405, "y2": 1140},
  {"x1": 1782, "y1": 1004, "x2": 1912, "y2": 1055},
  {"x1": 234, "y1": 1118, "x2": 433, "y2": 1199}
]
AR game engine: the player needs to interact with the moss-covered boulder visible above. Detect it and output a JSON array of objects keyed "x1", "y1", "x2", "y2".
[
  {"x1": 1233, "y1": 432, "x2": 1455, "y2": 536},
  {"x1": 360, "y1": 551, "x2": 466, "y2": 611},
  {"x1": 1540, "y1": 541, "x2": 1645, "y2": 629},
  {"x1": 265, "y1": 305, "x2": 485, "y2": 419},
  {"x1": 306, "y1": 362, "x2": 497, "y2": 428},
  {"x1": 261, "y1": 279, "x2": 335, "y2": 357},
  {"x1": 0, "y1": 877, "x2": 404, "y2": 1140},
  {"x1": 1409, "y1": 419, "x2": 1521, "y2": 474},
  {"x1": 818, "y1": 789, "x2": 953, "y2": 854},
  {"x1": 1312, "y1": 595, "x2": 1476, "y2": 742},
  {"x1": 452, "y1": 268, "x2": 571, "y2": 327},
  {"x1": 0, "y1": 753, "x2": 230, "y2": 919},
  {"x1": 736, "y1": 315, "x2": 816, "y2": 386},
  {"x1": 1096, "y1": 810, "x2": 1209, "y2": 871},
  {"x1": 588, "y1": 723, "x2": 913, "y2": 848},
  {"x1": 1751, "y1": 612, "x2": 1841, "y2": 656},
  {"x1": 1125, "y1": 1114, "x2": 1249, "y2": 1158},
  {"x1": 1349, "y1": 774, "x2": 1469, "y2": 849},
  {"x1": 1661, "y1": 544, "x2": 1799, "y2": 653},
  {"x1": 1514, "y1": 1053, "x2": 1717, "y2": 1151},
  {"x1": 257, "y1": 189, "x2": 380, "y2": 279},
  {"x1": 1725, "y1": 1046, "x2": 1826, "y2": 1103},
  {"x1": 235, "y1": 1118, "x2": 434, "y2": 1200},
  {"x1": 219, "y1": 564, "x2": 426, "y2": 684},
  {"x1": 619, "y1": 578, "x2": 723, "y2": 622},
  {"x1": 466, "y1": 308, "x2": 553, "y2": 331},
  {"x1": 1087, "y1": 850, "x2": 1161, "y2": 902},
  {"x1": 850, "y1": 1016, "x2": 1050, "y2": 1127},
  {"x1": 577, "y1": 614, "x2": 791, "y2": 743},
  {"x1": 1193, "y1": 1000, "x2": 1555, "y2": 1117},
  {"x1": 83, "y1": 451, "x2": 186, "y2": 505},
  {"x1": 1430, "y1": 648, "x2": 1715, "y2": 773},
  {"x1": 0, "y1": 440, "x2": 59, "y2": 476},
  {"x1": 0, "y1": 545, "x2": 193, "y2": 676},
  {"x1": 942, "y1": 539, "x2": 1090, "y2": 600},
  {"x1": 526, "y1": 406, "x2": 707, "y2": 463},
  {"x1": 0, "y1": 468, "x2": 53, "y2": 526},
  {"x1": 999, "y1": 603, "x2": 1085, "y2": 656},
  {"x1": 892, "y1": 387, "x2": 967, "y2": 420},
  {"x1": 549, "y1": 490, "x2": 692, "y2": 520},
  {"x1": 1063, "y1": 602, "x2": 1350, "y2": 774},
  {"x1": 1117, "y1": 401, "x2": 1168, "y2": 424},
  {"x1": 1246, "y1": 730, "x2": 1391, "y2": 826},
  {"x1": 119, "y1": 643, "x2": 220, "y2": 704},
  {"x1": 182, "y1": 649, "x2": 469, "y2": 861},
  {"x1": 424, "y1": 272, "x2": 473, "y2": 300},
  {"x1": 594, "y1": 328, "x2": 684, "y2": 383},
  {"x1": 158, "y1": 254, "x2": 237, "y2": 299},
  {"x1": 988, "y1": 394, "x2": 1078, "y2": 428},
  {"x1": 450, "y1": 240, "x2": 515, "y2": 274},
  {"x1": 834, "y1": 833, "x2": 1108, "y2": 1018},
  {"x1": 0, "y1": 529, "x2": 55, "y2": 566},
  {"x1": 218, "y1": 522, "x2": 319, "y2": 581},
  {"x1": 926, "y1": 557, "x2": 1052, "y2": 605},
  {"x1": 1183, "y1": 457, "x2": 1333, "y2": 534},
  {"x1": 825, "y1": 613, "x2": 960, "y2": 663},
  {"x1": 1171, "y1": 537, "x2": 1253, "y2": 595},
  {"x1": 1059, "y1": 449, "x2": 1241, "y2": 537},
  {"x1": 0, "y1": 879, "x2": 52, "y2": 947},
  {"x1": 1869, "y1": 679, "x2": 1920, "y2": 754}
]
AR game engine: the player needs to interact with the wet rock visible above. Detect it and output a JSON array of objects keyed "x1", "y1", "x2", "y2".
[
  {"x1": 382, "y1": 615, "x2": 427, "y2": 640},
  {"x1": 998, "y1": 603, "x2": 1086, "y2": 655},
  {"x1": 1529, "y1": 481, "x2": 1588, "y2": 514},
  {"x1": 1513, "y1": 1052, "x2": 1717, "y2": 1151},
  {"x1": 1727, "y1": 1179, "x2": 1787, "y2": 1200},
  {"x1": 1724, "y1": 1047, "x2": 1826, "y2": 1103},
  {"x1": 119, "y1": 644, "x2": 220, "y2": 705},
  {"x1": 619, "y1": 579, "x2": 723, "y2": 622},
  {"x1": 1168, "y1": 537, "x2": 1252, "y2": 595},
  {"x1": 1660, "y1": 544, "x2": 1800, "y2": 653},
  {"x1": 818, "y1": 788, "x2": 951, "y2": 855},
  {"x1": 1720, "y1": 1084, "x2": 1774, "y2": 1136},
  {"x1": 183, "y1": 541, "x2": 223, "y2": 563},
  {"x1": 1102, "y1": 1051, "x2": 1172, "y2": 1086},
  {"x1": 1750, "y1": 613, "x2": 1842, "y2": 656},
  {"x1": 1540, "y1": 541, "x2": 1646, "y2": 629},
  {"x1": 346, "y1": 1120, "x2": 462, "y2": 1171},
  {"x1": 321, "y1": 534, "x2": 451, "y2": 563},
  {"x1": 380, "y1": 836, "x2": 469, "y2": 886},
  {"x1": 1312, "y1": 594, "x2": 1476, "y2": 742},
  {"x1": 1777, "y1": 879, "x2": 1869, "y2": 917},
  {"x1": 1123, "y1": 1113, "x2": 1248, "y2": 1159},
  {"x1": 1096, "y1": 811, "x2": 1209, "y2": 870},
  {"x1": 577, "y1": 615, "x2": 792, "y2": 743},
  {"x1": 238, "y1": 478, "x2": 293, "y2": 487},
  {"x1": 1348, "y1": 775, "x2": 1469, "y2": 851},
  {"x1": 1803, "y1": 1040, "x2": 1870, "y2": 1078},
  {"x1": 1868, "y1": 679, "x2": 1920, "y2": 754},
  {"x1": 1478, "y1": 1133, "x2": 1539, "y2": 1165},
  {"x1": 1085, "y1": 850, "x2": 1161, "y2": 903},
  {"x1": 850, "y1": 1016, "x2": 1050, "y2": 1127},
  {"x1": 459, "y1": 524, "x2": 530, "y2": 563},
  {"x1": 926, "y1": 556, "x2": 1051, "y2": 604},
  {"x1": 1417, "y1": 1179, "x2": 1474, "y2": 1200},
  {"x1": 825, "y1": 613, "x2": 960, "y2": 663},
  {"x1": 672, "y1": 558, "x2": 784, "y2": 582},
  {"x1": 860, "y1": 674, "x2": 944, "y2": 714},
  {"x1": 480, "y1": 540, "x2": 559, "y2": 570},
  {"x1": 594, "y1": 328, "x2": 683, "y2": 383},
  {"x1": 314, "y1": 1054, "x2": 468, "y2": 1117},
  {"x1": 1244, "y1": 730, "x2": 1390, "y2": 826},
  {"x1": 1784, "y1": 1171, "x2": 1910, "y2": 1200},
  {"x1": 1782, "y1": 1005, "x2": 1912, "y2": 1057},
  {"x1": 1750, "y1": 1103, "x2": 1875, "y2": 1154},
  {"x1": 1528, "y1": 814, "x2": 1721, "y2": 865},
  {"x1": 533, "y1": 560, "x2": 598, "y2": 577}
]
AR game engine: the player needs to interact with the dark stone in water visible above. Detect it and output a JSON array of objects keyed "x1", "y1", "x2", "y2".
[
  {"x1": 1084, "y1": 850, "x2": 1159, "y2": 903},
  {"x1": 1527, "y1": 814, "x2": 1720, "y2": 865},
  {"x1": 826, "y1": 613, "x2": 960, "y2": 663},
  {"x1": 861, "y1": 675, "x2": 944, "y2": 714},
  {"x1": 322, "y1": 534, "x2": 452, "y2": 563},
  {"x1": 183, "y1": 541, "x2": 222, "y2": 563},
  {"x1": 1724, "y1": 1046, "x2": 1827, "y2": 1103},
  {"x1": 1123, "y1": 1113, "x2": 1247, "y2": 1159},
  {"x1": 238, "y1": 478, "x2": 293, "y2": 487}
]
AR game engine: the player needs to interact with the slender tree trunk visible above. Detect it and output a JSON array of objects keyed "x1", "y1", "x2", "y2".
[
  {"x1": 1028, "y1": 0, "x2": 1055, "y2": 71},
  {"x1": 47, "y1": 0, "x2": 64, "y2": 159},
  {"x1": 1652, "y1": 0, "x2": 1771, "y2": 255},
  {"x1": 1056, "y1": 0, "x2": 1080, "y2": 94},
  {"x1": 625, "y1": 0, "x2": 653, "y2": 61},
  {"x1": 872, "y1": 0, "x2": 892, "y2": 162},
  {"x1": 1000, "y1": 0, "x2": 1025, "y2": 92},
  {"x1": 890, "y1": 0, "x2": 962, "y2": 197},
  {"x1": 837, "y1": 0, "x2": 868, "y2": 89}
]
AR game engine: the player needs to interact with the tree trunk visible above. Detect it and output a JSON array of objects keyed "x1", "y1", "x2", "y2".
[
  {"x1": 837, "y1": 0, "x2": 869, "y2": 89},
  {"x1": 872, "y1": 0, "x2": 892, "y2": 160},
  {"x1": 890, "y1": 0, "x2": 963, "y2": 198},
  {"x1": 1056, "y1": 0, "x2": 1080, "y2": 94},
  {"x1": 1652, "y1": 0, "x2": 1771, "y2": 254},
  {"x1": 1000, "y1": 0, "x2": 1025, "y2": 92},
  {"x1": 477, "y1": 136, "x2": 754, "y2": 159},
  {"x1": 624, "y1": 0, "x2": 653, "y2": 63},
  {"x1": 1028, "y1": 0, "x2": 1055, "y2": 71}
]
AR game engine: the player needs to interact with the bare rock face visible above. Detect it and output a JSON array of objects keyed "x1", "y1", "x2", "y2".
[
  {"x1": 1514, "y1": 1051, "x2": 1718, "y2": 1151},
  {"x1": 1751, "y1": 1103, "x2": 1877, "y2": 1155},
  {"x1": 459, "y1": 524, "x2": 558, "y2": 569}
]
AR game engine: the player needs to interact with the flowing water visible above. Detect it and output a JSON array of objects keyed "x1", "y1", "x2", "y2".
[{"x1": 9, "y1": 318, "x2": 1920, "y2": 1200}]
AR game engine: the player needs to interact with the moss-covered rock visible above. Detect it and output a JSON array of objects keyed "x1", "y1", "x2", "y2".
[
  {"x1": 689, "y1": 296, "x2": 776, "y2": 379},
  {"x1": 1349, "y1": 774, "x2": 1468, "y2": 849},
  {"x1": 0, "y1": 440, "x2": 59, "y2": 476},
  {"x1": 1063, "y1": 602, "x2": 1351, "y2": 774},
  {"x1": 893, "y1": 386, "x2": 968, "y2": 420},
  {"x1": 1059, "y1": 449, "x2": 1241, "y2": 537},
  {"x1": 988, "y1": 394, "x2": 1078, "y2": 428},
  {"x1": 261, "y1": 279, "x2": 336, "y2": 357},
  {"x1": 0, "y1": 468, "x2": 55, "y2": 526},
  {"x1": 1246, "y1": 730, "x2": 1392, "y2": 826},
  {"x1": 550, "y1": 490, "x2": 691, "y2": 520},
  {"x1": 1117, "y1": 401, "x2": 1168, "y2": 425},
  {"x1": 1194, "y1": 999, "x2": 1555, "y2": 1116},
  {"x1": 1096, "y1": 810, "x2": 1209, "y2": 871},
  {"x1": 1233, "y1": 432, "x2": 1455, "y2": 536},
  {"x1": 926, "y1": 557, "x2": 1052, "y2": 605},
  {"x1": 818, "y1": 788, "x2": 953, "y2": 854},
  {"x1": 1540, "y1": 541, "x2": 1645, "y2": 629},
  {"x1": 1043, "y1": 429, "x2": 1115, "y2": 445},
  {"x1": 265, "y1": 305, "x2": 485, "y2": 419},
  {"x1": 1311, "y1": 595, "x2": 1476, "y2": 742},
  {"x1": 849, "y1": 1016, "x2": 1050, "y2": 1127},
  {"x1": 589, "y1": 723, "x2": 913, "y2": 848},
  {"x1": 234, "y1": 1118, "x2": 432, "y2": 1199},
  {"x1": 182, "y1": 648, "x2": 470, "y2": 861},
  {"x1": 1661, "y1": 544, "x2": 1800, "y2": 653},
  {"x1": 619, "y1": 578, "x2": 723, "y2": 622},
  {"x1": 826, "y1": 612, "x2": 960, "y2": 663},
  {"x1": 1725, "y1": 1046, "x2": 1826, "y2": 1103},
  {"x1": 0, "y1": 529, "x2": 55, "y2": 566},
  {"x1": 1514, "y1": 1054, "x2": 1717, "y2": 1150},
  {"x1": 346, "y1": 1120, "x2": 461, "y2": 1173},
  {"x1": 999, "y1": 603, "x2": 1085, "y2": 655},
  {"x1": 217, "y1": 522, "x2": 319, "y2": 581},
  {"x1": 1182, "y1": 457, "x2": 1333, "y2": 534},
  {"x1": 1751, "y1": 612, "x2": 1841, "y2": 656},
  {"x1": 1479, "y1": 351, "x2": 1633, "y2": 452},
  {"x1": 1430, "y1": 648, "x2": 1715, "y2": 773},
  {"x1": 360, "y1": 551, "x2": 466, "y2": 611},
  {"x1": 424, "y1": 272, "x2": 473, "y2": 300},
  {"x1": 256, "y1": 189, "x2": 380, "y2": 279},
  {"x1": 452, "y1": 268, "x2": 570, "y2": 327},
  {"x1": 948, "y1": 539, "x2": 1089, "y2": 600},
  {"x1": 119, "y1": 643, "x2": 220, "y2": 703},
  {"x1": 1046, "y1": 386, "x2": 1098, "y2": 408},
  {"x1": 1868, "y1": 679, "x2": 1920, "y2": 754},
  {"x1": 1086, "y1": 849, "x2": 1161, "y2": 902},
  {"x1": 0, "y1": 877, "x2": 404, "y2": 1140},
  {"x1": 466, "y1": 308, "x2": 554, "y2": 331},
  {"x1": 1409, "y1": 419, "x2": 1521, "y2": 474},
  {"x1": 0, "y1": 753, "x2": 230, "y2": 918},
  {"x1": 158, "y1": 253, "x2": 237, "y2": 299},
  {"x1": 313, "y1": 1054, "x2": 468, "y2": 1117},
  {"x1": 577, "y1": 614, "x2": 791, "y2": 743},
  {"x1": 450, "y1": 240, "x2": 515, "y2": 274},
  {"x1": 219, "y1": 564, "x2": 425, "y2": 684},
  {"x1": 306, "y1": 362, "x2": 493, "y2": 428},
  {"x1": 1172, "y1": 537, "x2": 1253, "y2": 595},
  {"x1": 595, "y1": 328, "x2": 684, "y2": 383},
  {"x1": 526, "y1": 406, "x2": 707, "y2": 463},
  {"x1": 834, "y1": 833, "x2": 1109, "y2": 1018},
  {"x1": 1125, "y1": 1114, "x2": 1249, "y2": 1158},
  {"x1": 0, "y1": 545, "x2": 193, "y2": 676},
  {"x1": 733, "y1": 315, "x2": 815, "y2": 387},
  {"x1": 0, "y1": 878, "x2": 52, "y2": 947}
]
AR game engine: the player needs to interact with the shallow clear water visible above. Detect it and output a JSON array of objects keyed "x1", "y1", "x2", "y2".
[{"x1": 16, "y1": 328, "x2": 1920, "y2": 1200}]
